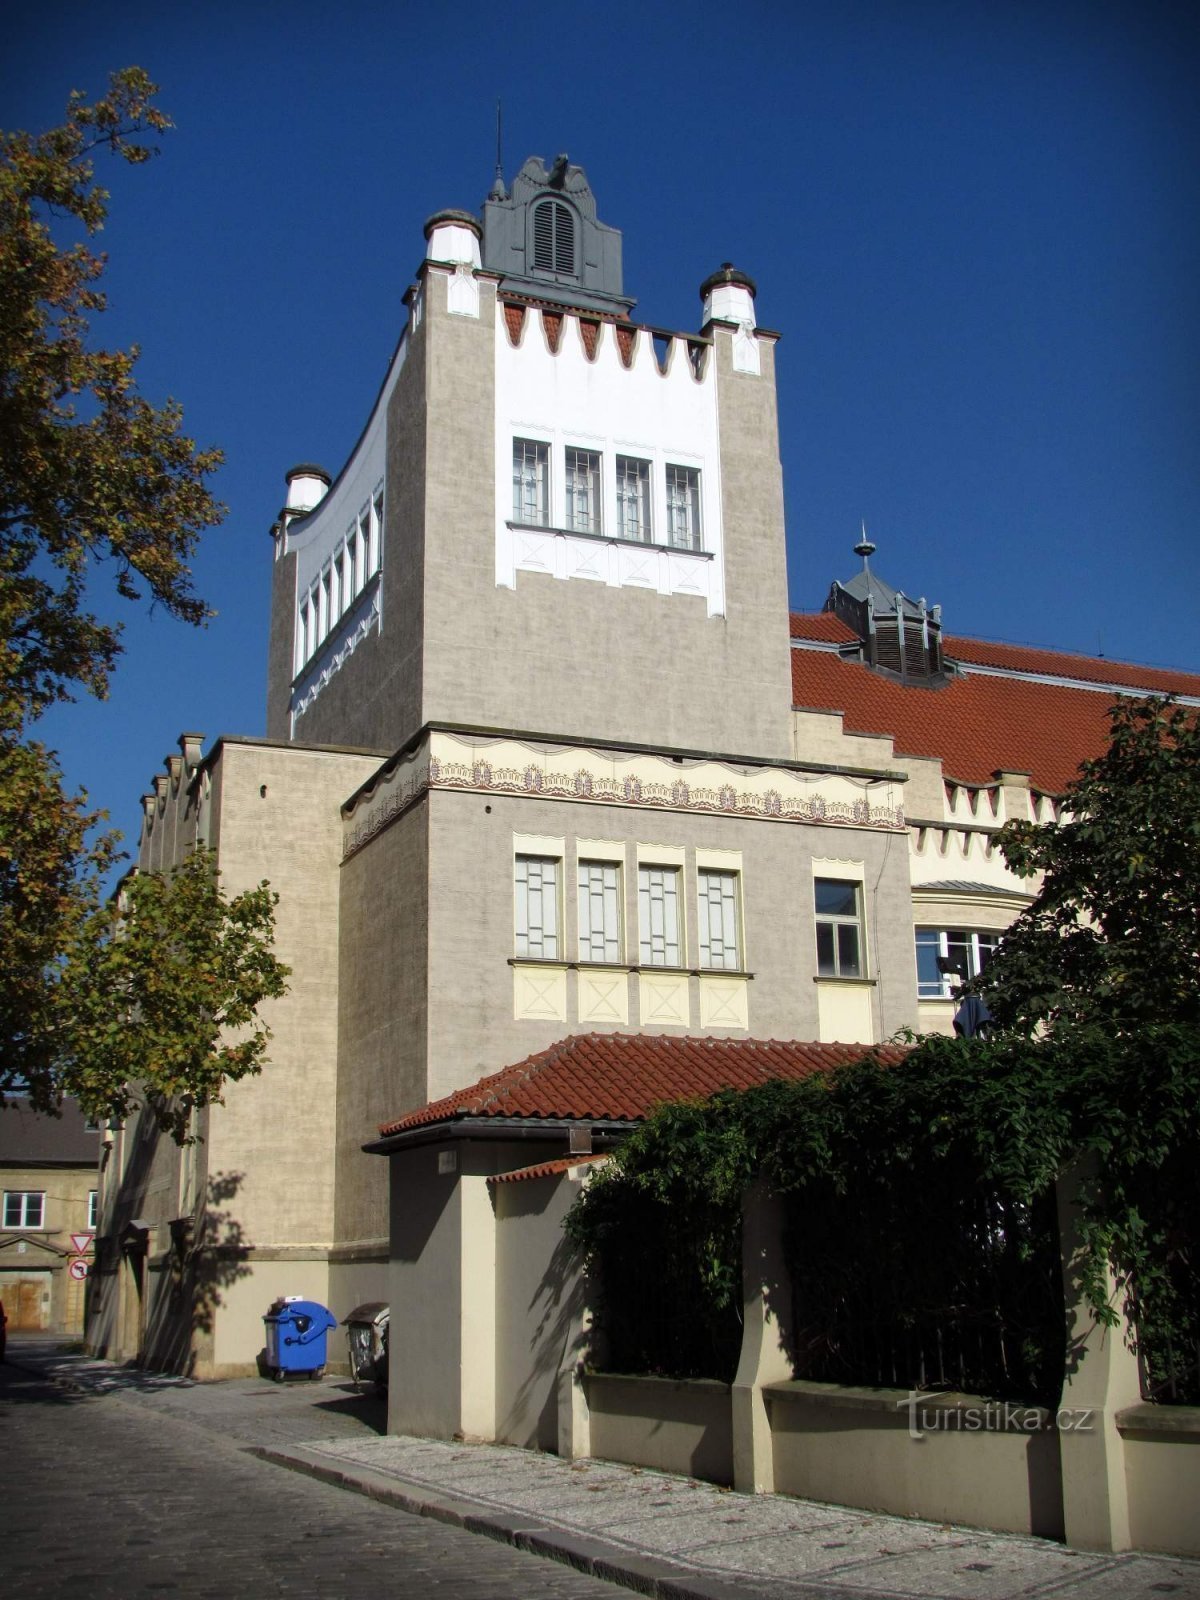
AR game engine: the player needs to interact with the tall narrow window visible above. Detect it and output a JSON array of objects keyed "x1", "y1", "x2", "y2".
[
  {"x1": 88, "y1": 1190, "x2": 98, "y2": 1229},
  {"x1": 578, "y1": 861, "x2": 622, "y2": 962},
  {"x1": 639, "y1": 865, "x2": 681, "y2": 966},
  {"x1": 513, "y1": 439, "x2": 549, "y2": 526},
  {"x1": 515, "y1": 856, "x2": 559, "y2": 959},
  {"x1": 368, "y1": 492, "x2": 383, "y2": 576},
  {"x1": 814, "y1": 878, "x2": 864, "y2": 978},
  {"x1": 616, "y1": 457, "x2": 652, "y2": 543},
  {"x1": 666, "y1": 465, "x2": 702, "y2": 551},
  {"x1": 354, "y1": 517, "x2": 367, "y2": 596},
  {"x1": 565, "y1": 448, "x2": 601, "y2": 534},
  {"x1": 698, "y1": 870, "x2": 740, "y2": 970},
  {"x1": 532, "y1": 199, "x2": 575, "y2": 275}
]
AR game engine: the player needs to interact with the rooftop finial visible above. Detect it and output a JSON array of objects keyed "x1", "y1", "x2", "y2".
[
  {"x1": 854, "y1": 520, "x2": 876, "y2": 569},
  {"x1": 488, "y1": 99, "x2": 508, "y2": 201}
]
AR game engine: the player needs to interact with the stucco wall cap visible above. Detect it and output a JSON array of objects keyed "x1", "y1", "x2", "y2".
[
  {"x1": 699, "y1": 262, "x2": 757, "y2": 300},
  {"x1": 285, "y1": 463, "x2": 331, "y2": 485},
  {"x1": 423, "y1": 208, "x2": 482, "y2": 240}
]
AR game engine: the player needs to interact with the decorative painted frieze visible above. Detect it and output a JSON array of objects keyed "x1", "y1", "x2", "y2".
[{"x1": 342, "y1": 730, "x2": 905, "y2": 861}]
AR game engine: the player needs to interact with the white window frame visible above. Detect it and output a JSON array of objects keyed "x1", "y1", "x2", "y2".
[
  {"x1": 616, "y1": 456, "x2": 652, "y2": 543},
  {"x1": 638, "y1": 864, "x2": 683, "y2": 967},
  {"x1": 515, "y1": 855, "x2": 560, "y2": 959},
  {"x1": 368, "y1": 492, "x2": 383, "y2": 578},
  {"x1": 88, "y1": 1190, "x2": 98, "y2": 1229},
  {"x1": 666, "y1": 464, "x2": 702, "y2": 552},
  {"x1": 565, "y1": 447, "x2": 602, "y2": 535},
  {"x1": 513, "y1": 438, "x2": 550, "y2": 527},
  {"x1": 578, "y1": 859, "x2": 622, "y2": 963},
  {"x1": 3, "y1": 1190, "x2": 45, "y2": 1229},
  {"x1": 698, "y1": 869, "x2": 741, "y2": 971},
  {"x1": 814, "y1": 877, "x2": 865, "y2": 979},
  {"x1": 916, "y1": 928, "x2": 1001, "y2": 999}
]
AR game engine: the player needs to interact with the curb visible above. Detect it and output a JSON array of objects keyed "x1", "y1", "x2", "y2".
[{"x1": 251, "y1": 1444, "x2": 895, "y2": 1600}]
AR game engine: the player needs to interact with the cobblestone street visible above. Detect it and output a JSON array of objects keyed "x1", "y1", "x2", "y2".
[{"x1": 0, "y1": 1358, "x2": 629, "y2": 1599}]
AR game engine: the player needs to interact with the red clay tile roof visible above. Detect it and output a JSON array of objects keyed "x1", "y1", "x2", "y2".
[
  {"x1": 379, "y1": 1033, "x2": 904, "y2": 1138},
  {"x1": 942, "y1": 634, "x2": 1200, "y2": 696},
  {"x1": 791, "y1": 645, "x2": 1122, "y2": 793},
  {"x1": 790, "y1": 613, "x2": 1200, "y2": 794},
  {"x1": 789, "y1": 612, "x2": 859, "y2": 644},
  {"x1": 489, "y1": 1153, "x2": 607, "y2": 1185}
]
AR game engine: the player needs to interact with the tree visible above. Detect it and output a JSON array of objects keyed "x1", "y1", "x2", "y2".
[
  {"x1": 57, "y1": 848, "x2": 290, "y2": 1143},
  {"x1": 0, "y1": 66, "x2": 223, "y2": 730},
  {"x1": 0, "y1": 735, "x2": 117, "y2": 1104},
  {"x1": 0, "y1": 74, "x2": 279, "y2": 1139},
  {"x1": 976, "y1": 696, "x2": 1200, "y2": 1035}
]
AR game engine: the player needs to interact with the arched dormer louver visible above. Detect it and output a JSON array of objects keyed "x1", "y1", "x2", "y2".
[{"x1": 532, "y1": 198, "x2": 575, "y2": 276}]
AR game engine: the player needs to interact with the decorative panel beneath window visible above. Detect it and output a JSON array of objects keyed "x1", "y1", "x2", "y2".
[
  {"x1": 814, "y1": 981, "x2": 874, "y2": 1045},
  {"x1": 498, "y1": 524, "x2": 720, "y2": 615},
  {"x1": 512, "y1": 963, "x2": 567, "y2": 1022},
  {"x1": 638, "y1": 972, "x2": 690, "y2": 1028},
  {"x1": 698, "y1": 974, "x2": 749, "y2": 1030},
  {"x1": 578, "y1": 969, "x2": 630, "y2": 1026}
]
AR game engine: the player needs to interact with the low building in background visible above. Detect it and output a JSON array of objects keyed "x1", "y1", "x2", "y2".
[{"x1": 1, "y1": 1100, "x2": 99, "y2": 1337}]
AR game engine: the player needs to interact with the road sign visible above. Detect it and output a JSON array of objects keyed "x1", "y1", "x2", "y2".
[
  {"x1": 68, "y1": 1258, "x2": 89, "y2": 1281},
  {"x1": 70, "y1": 1233, "x2": 93, "y2": 1255}
]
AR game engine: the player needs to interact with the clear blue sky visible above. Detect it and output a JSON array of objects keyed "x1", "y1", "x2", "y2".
[{"x1": 5, "y1": 1, "x2": 1198, "y2": 876}]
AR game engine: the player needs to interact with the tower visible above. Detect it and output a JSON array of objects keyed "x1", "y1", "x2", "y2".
[{"x1": 266, "y1": 157, "x2": 793, "y2": 761}]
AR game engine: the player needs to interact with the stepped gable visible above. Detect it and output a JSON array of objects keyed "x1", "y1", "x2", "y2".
[
  {"x1": 792, "y1": 604, "x2": 1200, "y2": 794},
  {"x1": 379, "y1": 1033, "x2": 904, "y2": 1137},
  {"x1": 791, "y1": 636, "x2": 1120, "y2": 794}
]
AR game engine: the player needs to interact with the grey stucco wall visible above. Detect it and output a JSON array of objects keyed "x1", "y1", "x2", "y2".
[
  {"x1": 421, "y1": 786, "x2": 917, "y2": 1105},
  {"x1": 334, "y1": 798, "x2": 430, "y2": 1249}
]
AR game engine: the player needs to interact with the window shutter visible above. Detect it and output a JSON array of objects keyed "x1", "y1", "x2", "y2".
[
  {"x1": 532, "y1": 200, "x2": 575, "y2": 275},
  {"x1": 533, "y1": 203, "x2": 555, "y2": 271}
]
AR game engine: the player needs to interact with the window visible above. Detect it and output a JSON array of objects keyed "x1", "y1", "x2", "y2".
[
  {"x1": 354, "y1": 516, "x2": 368, "y2": 596},
  {"x1": 565, "y1": 448, "x2": 602, "y2": 534},
  {"x1": 698, "y1": 870, "x2": 740, "y2": 970},
  {"x1": 916, "y1": 929, "x2": 1000, "y2": 999},
  {"x1": 639, "y1": 865, "x2": 682, "y2": 966},
  {"x1": 578, "y1": 860, "x2": 622, "y2": 962},
  {"x1": 369, "y1": 491, "x2": 383, "y2": 576},
  {"x1": 515, "y1": 856, "x2": 559, "y2": 959},
  {"x1": 666, "y1": 465, "x2": 702, "y2": 551},
  {"x1": 3, "y1": 1190, "x2": 45, "y2": 1229},
  {"x1": 616, "y1": 457, "x2": 652, "y2": 543},
  {"x1": 88, "y1": 1190, "x2": 98, "y2": 1229},
  {"x1": 532, "y1": 198, "x2": 575, "y2": 275},
  {"x1": 815, "y1": 878, "x2": 864, "y2": 978},
  {"x1": 513, "y1": 439, "x2": 549, "y2": 526}
]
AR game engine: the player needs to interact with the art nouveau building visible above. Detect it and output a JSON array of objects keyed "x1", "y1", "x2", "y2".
[{"x1": 87, "y1": 156, "x2": 1200, "y2": 1379}]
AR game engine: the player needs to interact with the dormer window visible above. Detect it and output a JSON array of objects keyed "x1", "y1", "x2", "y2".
[{"x1": 532, "y1": 199, "x2": 575, "y2": 276}]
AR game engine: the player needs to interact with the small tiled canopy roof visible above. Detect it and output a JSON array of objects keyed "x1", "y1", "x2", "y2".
[
  {"x1": 378, "y1": 1033, "x2": 906, "y2": 1138},
  {"x1": 790, "y1": 613, "x2": 1200, "y2": 794}
]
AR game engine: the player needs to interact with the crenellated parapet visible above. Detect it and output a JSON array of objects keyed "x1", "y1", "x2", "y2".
[{"x1": 137, "y1": 732, "x2": 209, "y2": 874}]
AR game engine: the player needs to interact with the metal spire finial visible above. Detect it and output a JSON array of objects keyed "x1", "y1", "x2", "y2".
[
  {"x1": 854, "y1": 520, "x2": 876, "y2": 570},
  {"x1": 488, "y1": 99, "x2": 508, "y2": 201}
]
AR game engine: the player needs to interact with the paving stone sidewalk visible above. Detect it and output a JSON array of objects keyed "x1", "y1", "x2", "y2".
[{"x1": 13, "y1": 1344, "x2": 1200, "y2": 1600}]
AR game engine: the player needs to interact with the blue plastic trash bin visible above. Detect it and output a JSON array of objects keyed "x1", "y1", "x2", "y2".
[{"x1": 263, "y1": 1297, "x2": 337, "y2": 1381}]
